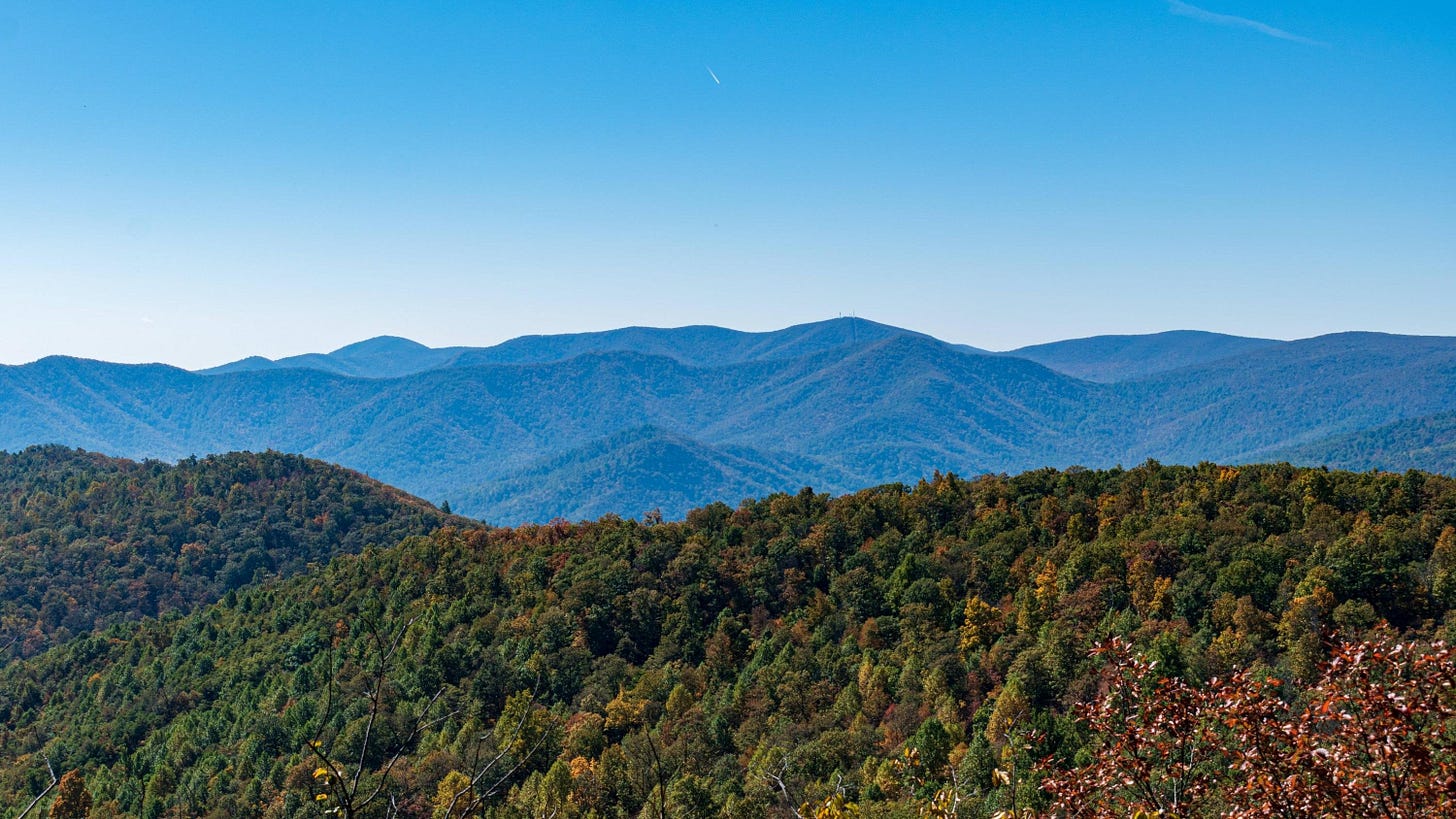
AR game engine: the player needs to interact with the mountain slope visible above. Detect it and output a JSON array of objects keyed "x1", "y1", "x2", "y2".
[
  {"x1": 457, "y1": 425, "x2": 856, "y2": 524},
  {"x1": 1117, "y1": 332, "x2": 1456, "y2": 464},
  {"x1": 0, "y1": 446, "x2": 466, "y2": 659},
  {"x1": 0, "y1": 357, "x2": 199, "y2": 457},
  {"x1": 700, "y1": 335, "x2": 1109, "y2": 478},
  {"x1": 299, "y1": 337, "x2": 1107, "y2": 508},
  {"x1": 1007, "y1": 330, "x2": 1283, "y2": 382},
  {"x1": 4, "y1": 335, "x2": 1097, "y2": 521},
  {"x1": 1267, "y1": 411, "x2": 1456, "y2": 474}
]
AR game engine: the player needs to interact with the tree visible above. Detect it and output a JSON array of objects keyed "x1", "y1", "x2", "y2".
[
  {"x1": 1038, "y1": 638, "x2": 1222, "y2": 817},
  {"x1": 1038, "y1": 630, "x2": 1456, "y2": 817},
  {"x1": 1222, "y1": 634, "x2": 1456, "y2": 816},
  {"x1": 304, "y1": 605, "x2": 558, "y2": 819},
  {"x1": 48, "y1": 770, "x2": 93, "y2": 819},
  {"x1": 305, "y1": 613, "x2": 452, "y2": 819},
  {"x1": 430, "y1": 690, "x2": 559, "y2": 818}
]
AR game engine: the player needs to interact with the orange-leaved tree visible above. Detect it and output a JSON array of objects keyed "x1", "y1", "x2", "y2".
[{"x1": 49, "y1": 770, "x2": 93, "y2": 819}]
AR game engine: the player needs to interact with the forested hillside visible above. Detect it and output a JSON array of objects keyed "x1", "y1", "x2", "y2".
[
  {"x1": 3, "y1": 462, "x2": 1453, "y2": 817},
  {"x1": 0, "y1": 447, "x2": 464, "y2": 660},
  {"x1": 456, "y1": 426, "x2": 860, "y2": 524},
  {"x1": 1269, "y1": 410, "x2": 1456, "y2": 475}
]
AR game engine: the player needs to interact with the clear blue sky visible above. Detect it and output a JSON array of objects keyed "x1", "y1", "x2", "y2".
[{"x1": 1, "y1": 1, "x2": 1451, "y2": 368}]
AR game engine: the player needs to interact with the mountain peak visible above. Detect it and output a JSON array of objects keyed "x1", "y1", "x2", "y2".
[{"x1": 328, "y1": 336, "x2": 433, "y2": 358}]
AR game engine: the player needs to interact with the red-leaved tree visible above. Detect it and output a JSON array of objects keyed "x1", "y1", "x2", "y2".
[{"x1": 1039, "y1": 630, "x2": 1456, "y2": 817}]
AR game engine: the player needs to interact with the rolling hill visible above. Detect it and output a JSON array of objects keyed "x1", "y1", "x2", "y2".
[{"x1": 0, "y1": 447, "x2": 468, "y2": 660}]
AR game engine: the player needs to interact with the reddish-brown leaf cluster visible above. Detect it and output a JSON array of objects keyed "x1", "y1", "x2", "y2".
[{"x1": 1039, "y1": 631, "x2": 1456, "y2": 818}]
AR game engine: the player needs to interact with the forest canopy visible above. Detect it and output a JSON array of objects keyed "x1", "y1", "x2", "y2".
[
  {"x1": 0, "y1": 446, "x2": 462, "y2": 661},
  {"x1": 2, "y1": 460, "x2": 1455, "y2": 817}
]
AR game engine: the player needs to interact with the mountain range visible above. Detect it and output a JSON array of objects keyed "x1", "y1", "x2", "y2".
[{"x1": 4, "y1": 318, "x2": 1455, "y2": 523}]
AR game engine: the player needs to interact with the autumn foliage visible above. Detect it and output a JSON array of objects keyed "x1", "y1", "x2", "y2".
[
  {"x1": 1039, "y1": 631, "x2": 1456, "y2": 817},
  {"x1": 5, "y1": 460, "x2": 1456, "y2": 817},
  {"x1": 47, "y1": 770, "x2": 92, "y2": 819}
]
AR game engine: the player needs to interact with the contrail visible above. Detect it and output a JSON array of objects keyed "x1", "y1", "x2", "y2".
[
  {"x1": 705, "y1": 65, "x2": 721, "y2": 85},
  {"x1": 1168, "y1": 0, "x2": 1327, "y2": 47}
]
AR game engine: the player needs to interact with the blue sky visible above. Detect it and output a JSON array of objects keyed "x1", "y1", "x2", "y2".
[{"x1": 1, "y1": 1, "x2": 1451, "y2": 368}]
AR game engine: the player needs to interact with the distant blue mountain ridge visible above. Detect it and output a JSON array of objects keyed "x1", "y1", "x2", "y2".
[
  {"x1": 5, "y1": 318, "x2": 1455, "y2": 523},
  {"x1": 196, "y1": 318, "x2": 956, "y2": 377}
]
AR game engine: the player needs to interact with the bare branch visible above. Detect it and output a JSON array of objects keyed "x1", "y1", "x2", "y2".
[
  {"x1": 15, "y1": 754, "x2": 58, "y2": 819},
  {"x1": 763, "y1": 753, "x2": 806, "y2": 819}
]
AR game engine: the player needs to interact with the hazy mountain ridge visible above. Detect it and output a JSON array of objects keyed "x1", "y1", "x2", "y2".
[
  {"x1": 197, "y1": 317, "x2": 938, "y2": 377},
  {"x1": 197, "y1": 336, "x2": 477, "y2": 378},
  {"x1": 1007, "y1": 330, "x2": 1284, "y2": 383},
  {"x1": 1114, "y1": 332, "x2": 1456, "y2": 464},
  {"x1": 4, "y1": 320, "x2": 1456, "y2": 523}
]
